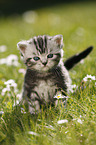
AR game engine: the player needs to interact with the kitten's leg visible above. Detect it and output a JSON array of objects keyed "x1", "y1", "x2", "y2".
[
  {"x1": 28, "y1": 92, "x2": 41, "y2": 114},
  {"x1": 28, "y1": 100, "x2": 40, "y2": 114},
  {"x1": 19, "y1": 86, "x2": 40, "y2": 114}
]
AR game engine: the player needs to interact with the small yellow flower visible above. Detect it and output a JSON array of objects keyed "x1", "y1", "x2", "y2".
[{"x1": 57, "y1": 95, "x2": 61, "y2": 99}]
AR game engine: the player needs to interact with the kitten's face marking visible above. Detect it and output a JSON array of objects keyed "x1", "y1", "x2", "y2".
[{"x1": 17, "y1": 35, "x2": 64, "y2": 72}]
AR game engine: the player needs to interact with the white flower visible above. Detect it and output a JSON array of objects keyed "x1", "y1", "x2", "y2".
[
  {"x1": 4, "y1": 79, "x2": 17, "y2": 90},
  {"x1": 6, "y1": 54, "x2": 20, "y2": 66},
  {"x1": 18, "y1": 68, "x2": 26, "y2": 75},
  {"x1": 44, "y1": 125, "x2": 55, "y2": 130},
  {"x1": 0, "y1": 54, "x2": 20, "y2": 66},
  {"x1": 69, "y1": 84, "x2": 78, "y2": 93},
  {"x1": 54, "y1": 94, "x2": 68, "y2": 99},
  {"x1": 57, "y1": 119, "x2": 68, "y2": 124},
  {"x1": 1, "y1": 79, "x2": 18, "y2": 96},
  {"x1": 73, "y1": 118, "x2": 83, "y2": 124},
  {"x1": 0, "y1": 45, "x2": 7, "y2": 52},
  {"x1": 28, "y1": 131, "x2": 39, "y2": 136},
  {"x1": 23, "y1": 11, "x2": 38, "y2": 23},
  {"x1": 4, "y1": 79, "x2": 15, "y2": 85},
  {"x1": 77, "y1": 119, "x2": 83, "y2": 124},
  {"x1": 71, "y1": 84, "x2": 77, "y2": 89},
  {"x1": 1, "y1": 87, "x2": 10, "y2": 96},
  {"x1": 0, "y1": 111, "x2": 4, "y2": 115},
  {"x1": 95, "y1": 82, "x2": 96, "y2": 87},
  {"x1": 17, "y1": 93, "x2": 22, "y2": 100},
  {"x1": 65, "y1": 131, "x2": 69, "y2": 134},
  {"x1": 13, "y1": 100, "x2": 20, "y2": 107},
  {"x1": 83, "y1": 77, "x2": 87, "y2": 82},
  {"x1": 21, "y1": 108, "x2": 26, "y2": 114},
  {"x1": 80, "y1": 115, "x2": 82, "y2": 118},
  {"x1": 83, "y1": 74, "x2": 96, "y2": 82},
  {"x1": 13, "y1": 93, "x2": 21, "y2": 107},
  {"x1": 0, "y1": 58, "x2": 6, "y2": 64}
]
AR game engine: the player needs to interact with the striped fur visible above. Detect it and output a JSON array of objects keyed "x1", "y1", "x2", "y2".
[
  {"x1": 33, "y1": 35, "x2": 47, "y2": 54},
  {"x1": 17, "y1": 35, "x2": 93, "y2": 114}
]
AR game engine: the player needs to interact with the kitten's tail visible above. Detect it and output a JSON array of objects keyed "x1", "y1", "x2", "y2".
[{"x1": 64, "y1": 46, "x2": 93, "y2": 70}]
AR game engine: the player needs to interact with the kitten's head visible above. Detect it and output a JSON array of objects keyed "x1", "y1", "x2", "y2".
[{"x1": 17, "y1": 35, "x2": 64, "y2": 72}]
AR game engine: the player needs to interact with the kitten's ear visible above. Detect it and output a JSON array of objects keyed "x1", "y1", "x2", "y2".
[
  {"x1": 54, "y1": 35, "x2": 63, "y2": 48},
  {"x1": 17, "y1": 41, "x2": 27, "y2": 56}
]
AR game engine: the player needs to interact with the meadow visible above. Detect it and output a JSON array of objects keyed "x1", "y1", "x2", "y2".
[{"x1": 0, "y1": 2, "x2": 96, "y2": 145}]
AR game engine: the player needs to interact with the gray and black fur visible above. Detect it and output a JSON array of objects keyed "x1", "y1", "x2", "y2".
[
  {"x1": 64, "y1": 46, "x2": 93, "y2": 70},
  {"x1": 17, "y1": 35, "x2": 93, "y2": 114}
]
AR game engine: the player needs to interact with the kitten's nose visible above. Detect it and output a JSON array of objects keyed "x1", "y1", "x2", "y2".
[{"x1": 42, "y1": 61, "x2": 47, "y2": 66}]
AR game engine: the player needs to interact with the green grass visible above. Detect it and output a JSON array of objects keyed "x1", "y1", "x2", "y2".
[{"x1": 0, "y1": 2, "x2": 96, "y2": 145}]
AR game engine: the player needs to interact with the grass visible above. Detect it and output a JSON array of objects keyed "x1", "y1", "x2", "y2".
[{"x1": 0, "y1": 1, "x2": 96, "y2": 145}]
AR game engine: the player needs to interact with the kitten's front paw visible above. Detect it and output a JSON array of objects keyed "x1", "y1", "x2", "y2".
[{"x1": 29, "y1": 100, "x2": 40, "y2": 114}]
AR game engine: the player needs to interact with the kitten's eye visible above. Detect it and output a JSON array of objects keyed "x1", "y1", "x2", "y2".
[
  {"x1": 33, "y1": 56, "x2": 40, "y2": 61},
  {"x1": 47, "y1": 54, "x2": 53, "y2": 58}
]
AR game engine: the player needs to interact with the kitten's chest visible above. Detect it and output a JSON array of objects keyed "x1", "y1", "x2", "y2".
[{"x1": 33, "y1": 79, "x2": 56, "y2": 102}]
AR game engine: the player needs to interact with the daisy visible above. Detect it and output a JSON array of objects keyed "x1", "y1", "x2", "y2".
[
  {"x1": 83, "y1": 74, "x2": 95, "y2": 82},
  {"x1": 0, "y1": 45, "x2": 7, "y2": 52},
  {"x1": 57, "y1": 119, "x2": 68, "y2": 124},
  {"x1": 54, "y1": 94, "x2": 68, "y2": 99}
]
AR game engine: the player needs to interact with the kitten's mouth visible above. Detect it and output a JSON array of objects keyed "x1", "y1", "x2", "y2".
[
  {"x1": 41, "y1": 65, "x2": 50, "y2": 71},
  {"x1": 43, "y1": 65, "x2": 47, "y2": 67},
  {"x1": 42, "y1": 66, "x2": 48, "y2": 69}
]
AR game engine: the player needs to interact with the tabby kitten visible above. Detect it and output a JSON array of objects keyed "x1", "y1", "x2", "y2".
[{"x1": 17, "y1": 35, "x2": 93, "y2": 114}]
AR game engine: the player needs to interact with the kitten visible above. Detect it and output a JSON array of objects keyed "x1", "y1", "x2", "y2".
[{"x1": 17, "y1": 35, "x2": 93, "y2": 114}]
